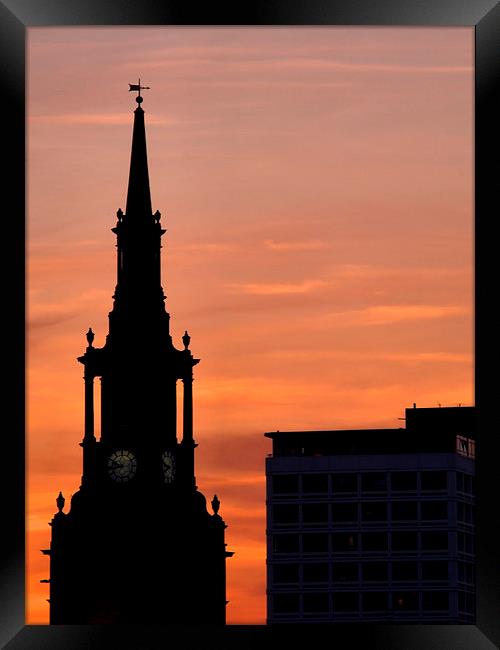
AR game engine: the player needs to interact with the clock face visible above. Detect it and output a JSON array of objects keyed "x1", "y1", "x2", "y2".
[
  {"x1": 108, "y1": 450, "x2": 137, "y2": 483},
  {"x1": 162, "y1": 451, "x2": 176, "y2": 483}
]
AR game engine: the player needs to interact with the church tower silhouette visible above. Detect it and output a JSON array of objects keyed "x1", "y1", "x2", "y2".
[{"x1": 44, "y1": 84, "x2": 233, "y2": 624}]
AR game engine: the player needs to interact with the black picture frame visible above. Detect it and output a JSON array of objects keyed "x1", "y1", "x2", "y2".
[{"x1": 1, "y1": 1, "x2": 499, "y2": 648}]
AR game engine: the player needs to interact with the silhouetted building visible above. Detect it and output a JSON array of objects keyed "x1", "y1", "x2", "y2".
[
  {"x1": 43, "y1": 86, "x2": 232, "y2": 624},
  {"x1": 265, "y1": 405, "x2": 475, "y2": 623}
]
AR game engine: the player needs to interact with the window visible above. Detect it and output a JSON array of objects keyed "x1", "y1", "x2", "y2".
[
  {"x1": 362, "y1": 562, "x2": 388, "y2": 582},
  {"x1": 457, "y1": 502, "x2": 474, "y2": 524},
  {"x1": 331, "y1": 502, "x2": 358, "y2": 523},
  {"x1": 302, "y1": 503, "x2": 329, "y2": 525},
  {"x1": 362, "y1": 533, "x2": 388, "y2": 552},
  {"x1": 273, "y1": 593, "x2": 299, "y2": 614},
  {"x1": 332, "y1": 592, "x2": 358, "y2": 612},
  {"x1": 273, "y1": 564, "x2": 299, "y2": 584},
  {"x1": 273, "y1": 504, "x2": 299, "y2": 525},
  {"x1": 273, "y1": 534, "x2": 299, "y2": 554},
  {"x1": 421, "y1": 531, "x2": 448, "y2": 552},
  {"x1": 422, "y1": 561, "x2": 448, "y2": 581},
  {"x1": 392, "y1": 532, "x2": 418, "y2": 552},
  {"x1": 392, "y1": 501, "x2": 418, "y2": 521},
  {"x1": 303, "y1": 563, "x2": 329, "y2": 583},
  {"x1": 303, "y1": 592, "x2": 329, "y2": 613},
  {"x1": 273, "y1": 475, "x2": 299, "y2": 494},
  {"x1": 421, "y1": 501, "x2": 448, "y2": 521},
  {"x1": 362, "y1": 592, "x2": 388, "y2": 612},
  {"x1": 302, "y1": 473, "x2": 328, "y2": 494},
  {"x1": 421, "y1": 471, "x2": 448, "y2": 491},
  {"x1": 332, "y1": 562, "x2": 358, "y2": 582},
  {"x1": 302, "y1": 533, "x2": 329, "y2": 554},
  {"x1": 392, "y1": 561, "x2": 418, "y2": 581},
  {"x1": 422, "y1": 591, "x2": 449, "y2": 611},
  {"x1": 361, "y1": 502, "x2": 387, "y2": 522},
  {"x1": 391, "y1": 471, "x2": 418, "y2": 492},
  {"x1": 361, "y1": 472, "x2": 387, "y2": 493},
  {"x1": 332, "y1": 533, "x2": 357, "y2": 552},
  {"x1": 457, "y1": 532, "x2": 474, "y2": 554},
  {"x1": 457, "y1": 561, "x2": 474, "y2": 584},
  {"x1": 457, "y1": 472, "x2": 474, "y2": 495},
  {"x1": 393, "y1": 591, "x2": 419, "y2": 611},
  {"x1": 331, "y1": 473, "x2": 357, "y2": 494},
  {"x1": 458, "y1": 591, "x2": 475, "y2": 614}
]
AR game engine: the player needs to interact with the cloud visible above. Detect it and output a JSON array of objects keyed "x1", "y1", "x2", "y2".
[
  {"x1": 227, "y1": 279, "x2": 328, "y2": 296},
  {"x1": 176, "y1": 242, "x2": 237, "y2": 253},
  {"x1": 323, "y1": 303, "x2": 470, "y2": 327},
  {"x1": 263, "y1": 239, "x2": 329, "y2": 251},
  {"x1": 28, "y1": 311, "x2": 77, "y2": 332},
  {"x1": 29, "y1": 113, "x2": 175, "y2": 126}
]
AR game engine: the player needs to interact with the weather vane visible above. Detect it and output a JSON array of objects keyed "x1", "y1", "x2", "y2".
[{"x1": 128, "y1": 78, "x2": 150, "y2": 103}]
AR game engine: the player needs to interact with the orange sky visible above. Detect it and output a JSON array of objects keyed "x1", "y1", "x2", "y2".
[{"x1": 27, "y1": 27, "x2": 474, "y2": 624}]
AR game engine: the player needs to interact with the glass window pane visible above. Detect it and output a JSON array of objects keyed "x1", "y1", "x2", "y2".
[
  {"x1": 421, "y1": 501, "x2": 448, "y2": 520},
  {"x1": 303, "y1": 563, "x2": 329, "y2": 583},
  {"x1": 273, "y1": 504, "x2": 299, "y2": 524},
  {"x1": 273, "y1": 593, "x2": 299, "y2": 614},
  {"x1": 273, "y1": 563, "x2": 299, "y2": 584},
  {"x1": 392, "y1": 532, "x2": 418, "y2": 552},
  {"x1": 362, "y1": 533, "x2": 388, "y2": 552},
  {"x1": 331, "y1": 502, "x2": 358, "y2": 523},
  {"x1": 303, "y1": 533, "x2": 329, "y2": 553},
  {"x1": 393, "y1": 591, "x2": 419, "y2": 611},
  {"x1": 361, "y1": 502, "x2": 387, "y2": 521},
  {"x1": 273, "y1": 475, "x2": 299, "y2": 494},
  {"x1": 273, "y1": 534, "x2": 299, "y2": 554},
  {"x1": 303, "y1": 592, "x2": 329, "y2": 613},
  {"x1": 362, "y1": 562, "x2": 388, "y2": 582},
  {"x1": 392, "y1": 561, "x2": 418, "y2": 581},
  {"x1": 422, "y1": 561, "x2": 448, "y2": 581},
  {"x1": 332, "y1": 562, "x2": 358, "y2": 582},
  {"x1": 331, "y1": 473, "x2": 357, "y2": 494},
  {"x1": 421, "y1": 531, "x2": 448, "y2": 551},
  {"x1": 362, "y1": 472, "x2": 387, "y2": 492},
  {"x1": 302, "y1": 503, "x2": 329, "y2": 524},
  {"x1": 392, "y1": 501, "x2": 418, "y2": 521},
  {"x1": 332, "y1": 533, "x2": 357, "y2": 552},
  {"x1": 422, "y1": 591, "x2": 449, "y2": 611},
  {"x1": 391, "y1": 471, "x2": 418, "y2": 491},
  {"x1": 302, "y1": 474, "x2": 328, "y2": 494},
  {"x1": 421, "y1": 471, "x2": 448, "y2": 491},
  {"x1": 332, "y1": 592, "x2": 358, "y2": 612},
  {"x1": 362, "y1": 592, "x2": 388, "y2": 611}
]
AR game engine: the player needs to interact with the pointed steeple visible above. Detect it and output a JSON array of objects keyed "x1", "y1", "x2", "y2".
[{"x1": 125, "y1": 91, "x2": 152, "y2": 218}]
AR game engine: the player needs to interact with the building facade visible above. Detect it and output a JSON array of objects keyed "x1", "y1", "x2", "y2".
[
  {"x1": 265, "y1": 406, "x2": 475, "y2": 623},
  {"x1": 43, "y1": 88, "x2": 232, "y2": 624}
]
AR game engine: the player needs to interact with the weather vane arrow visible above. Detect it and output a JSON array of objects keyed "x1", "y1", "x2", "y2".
[{"x1": 128, "y1": 78, "x2": 150, "y2": 98}]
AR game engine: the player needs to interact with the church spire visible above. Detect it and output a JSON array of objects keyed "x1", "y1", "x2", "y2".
[{"x1": 125, "y1": 81, "x2": 152, "y2": 218}]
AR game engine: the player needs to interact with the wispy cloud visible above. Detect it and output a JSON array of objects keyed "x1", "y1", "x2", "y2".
[
  {"x1": 325, "y1": 303, "x2": 469, "y2": 326},
  {"x1": 176, "y1": 242, "x2": 238, "y2": 253},
  {"x1": 263, "y1": 239, "x2": 329, "y2": 252},
  {"x1": 29, "y1": 113, "x2": 176, "y2": 126},
  {"x1": 227, "y1": 279, "x2": 328, "y2": 295}
]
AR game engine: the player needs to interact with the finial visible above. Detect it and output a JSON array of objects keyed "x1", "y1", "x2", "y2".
[
  {"x1": 128, "y1": 78, "x2": 150, "y2": 104},
  {"x1": 182, "y1": 330, "x2": 191, "y2": 350},
  {"x1": 211, "y1": 494, "x2": 220, "y2": 515},
  {"x1": 117, "y1": 208, "x2": 123, "y2": 222},
  {"x1": 86, "y1": 327, "x2": 95, "y2": 347},
  {"x1": 56, "y1": 491, "x2": 65, "y2": 512},
  {"x1": 154, "y1": 210, "x2": 161, "y2": 223}
]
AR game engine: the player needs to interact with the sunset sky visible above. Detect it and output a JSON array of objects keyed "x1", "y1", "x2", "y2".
[{"x1": 27, "y1": 27, "x2": 474, "y2": 624}]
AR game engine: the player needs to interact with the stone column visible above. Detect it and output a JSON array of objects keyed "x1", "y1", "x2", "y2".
[
  {"x1": 182, "y1": 373, "x2": 193, "y2": 443},
  {"x1": 84, "y1": 372, "x2": 94, "y2": 440}
]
